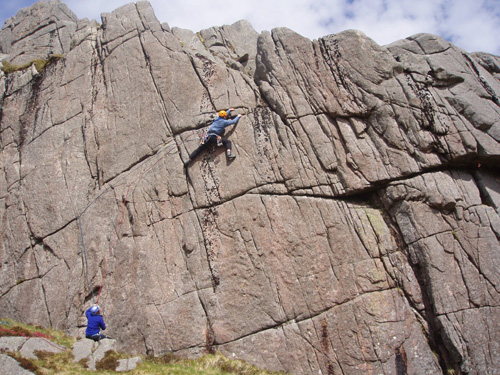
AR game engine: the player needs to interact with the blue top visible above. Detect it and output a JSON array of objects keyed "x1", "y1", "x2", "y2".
[
  {"x1": 207, "y1": 110, "x2": 240, "y2": 135},
  {"x1": 85, "y1": 307, "x2": 106, "y2": 336}
]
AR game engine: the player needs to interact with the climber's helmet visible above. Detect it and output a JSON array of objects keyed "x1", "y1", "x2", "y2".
[
  {"x1": 218, "y1": 110, "x2": 227, "y2": 118},
  {"x1": 90, "y1": 305, "x2": 100, "y2": 315}
]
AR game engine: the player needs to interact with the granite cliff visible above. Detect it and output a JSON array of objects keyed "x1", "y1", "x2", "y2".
[{"x1": 1, "y1": 1, "x2": 500, "y2": 374}]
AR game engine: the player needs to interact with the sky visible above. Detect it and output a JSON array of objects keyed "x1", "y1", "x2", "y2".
[{"x1": 1, "y1": 0, "x2": 500, "y2": 56}]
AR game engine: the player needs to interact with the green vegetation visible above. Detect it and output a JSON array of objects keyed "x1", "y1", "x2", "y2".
[
  {"x1": 138, "y1": 353, "x2": 287, "y2": 375},
  {"x1": 0, "y1": 319, "x2": 287, "y2": 375},
  {"x1": 0, "y1": 318, "x2": 75, "y2": 349},
  {"x1": 95, "y1": 350, "x2": 123, "y2": 371},
  {"x1": 1, "y1": 54, "x2": 64, "y2": 74}
]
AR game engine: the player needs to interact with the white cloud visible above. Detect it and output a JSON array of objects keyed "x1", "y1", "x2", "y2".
[
  {"x1": 2, "y1": 0, "x2": 499, "y2": 55},
  {"x1": 330, "y1": 0, "x2": 442, "y2": 44},
  {"x1": 434, "y1": 0, "x2": 500, "y2": 53}
]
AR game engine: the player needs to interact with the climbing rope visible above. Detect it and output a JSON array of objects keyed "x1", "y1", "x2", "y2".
[
  {"x1": 78, "y1": 133, "x2": 197, "y2": 306},
  {"x1": 78, "y1": 108, "x2": 248, "y2": 309},
  {"x1": 79, "y1": 216, "x2": 95, "y2": 304}
]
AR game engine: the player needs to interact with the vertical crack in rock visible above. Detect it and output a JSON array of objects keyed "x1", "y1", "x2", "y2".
[
  {"x1": 395, "y1": 346, "x2": 408, "y2": 375},
  {"x1": 464, "y1": 53, "x2": 500, "y2": 106},
  {"x1": 18, "y1": 74, "x2": 43, "y2": 149},
  {"x1": 189, "y1": 54, "x2": 216, "y2": 110},
  {"x1": 33, "y1": 243, "x2": 63, "y2": 328},
  {"x1": 85, "y1": 30, "x2": 105, "y2": 186},
  {"x1": 193, "y1": 152, "x2": 225, "y2": 291},
  {"x1": 40, "y1": 276, "x2": 53, "y2": 327},
  {"x1": 472, "y1": 168, "x2": 500, "y2": 218},
  {"x1": 404, "y1": 72, "x2": 437, "y2": 132},
  {"x1": 375, "y1": 167, "x2": 500, "y2": 373},
  {"x1": 373, "y1": 188, "x2": 454, "y2": 373},
  {"x1": 0, "y1": 77, "x2": 6, "y2": 129},
  {"x1": 320, "y1": 319, "x2": 336, "y2": 375},
  {"x1": 124, "y1": 197, "x2": 136, "y2": 235},
  {"x1": 318, "y1": 36, "x2": 365, "y2": 113},
  {"x1": 198, "y1": 204, "x2": 221, "y2": 291},
  {"x1": 136, "y1": 29, "x2": 173, "y2": 136}
]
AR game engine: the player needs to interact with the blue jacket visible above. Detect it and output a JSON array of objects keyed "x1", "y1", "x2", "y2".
[
  {"x1": 207, "y1": 110, "x2": 240, "y2": 135},
  {"x1": 85, "y1": 307, "x2": 106, "y2": 336}
]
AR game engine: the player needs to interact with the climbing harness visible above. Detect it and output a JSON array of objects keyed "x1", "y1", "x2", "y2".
[{"x1": 201, "y1": 132, "x2": 223, "y2": 146}]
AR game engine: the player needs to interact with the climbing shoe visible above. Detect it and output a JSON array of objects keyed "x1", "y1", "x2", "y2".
[{"x1": 227, "y1": 152, "x2": 236, "y2": 160}]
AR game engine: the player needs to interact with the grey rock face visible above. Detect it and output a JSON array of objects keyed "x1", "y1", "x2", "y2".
[
  {"x1": 0, "y1": 336, "x2": 28, "y2": 351},
  {"x1": 19, "y1": 337, "x2": 66, "y2": 359},
  {"x1": 116, "y1": 356, "x2": 142, "y2": 372},
  {"x1": 0, "y1": 0, "x2": 78, "y2": 64},
  {"x1": 0, "y1": 354, "x2": 35, "y2": 375},
  {"x1": 72, "y1": 339, "x2": 95, "y2": 363},
  {"x1": 1, "y1": 2, "x2": 499, "y2": 375},
  {"x1": 72, "y1": 338, "x2": 117, "y2": 370}
]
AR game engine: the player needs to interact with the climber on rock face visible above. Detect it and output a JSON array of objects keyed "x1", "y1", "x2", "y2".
[
  {"x1": 85, "y1": 305, "x2": 110, "y2": 341},
  {"x1": 184, "y1": 108, "x2": 243, "y2": 167}
]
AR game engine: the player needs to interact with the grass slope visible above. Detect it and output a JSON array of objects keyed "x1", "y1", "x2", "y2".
[{"x1": 0, "y1": 318, "x2": 286, "y2": 375}]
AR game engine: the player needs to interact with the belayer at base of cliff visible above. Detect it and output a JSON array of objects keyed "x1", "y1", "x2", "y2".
[
  {"x1": 85, "y1": 305, "x2": 111, "y2": 341},
  {"x1": 184, "y1": 108, "x2": 244, "y2": 167}
]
